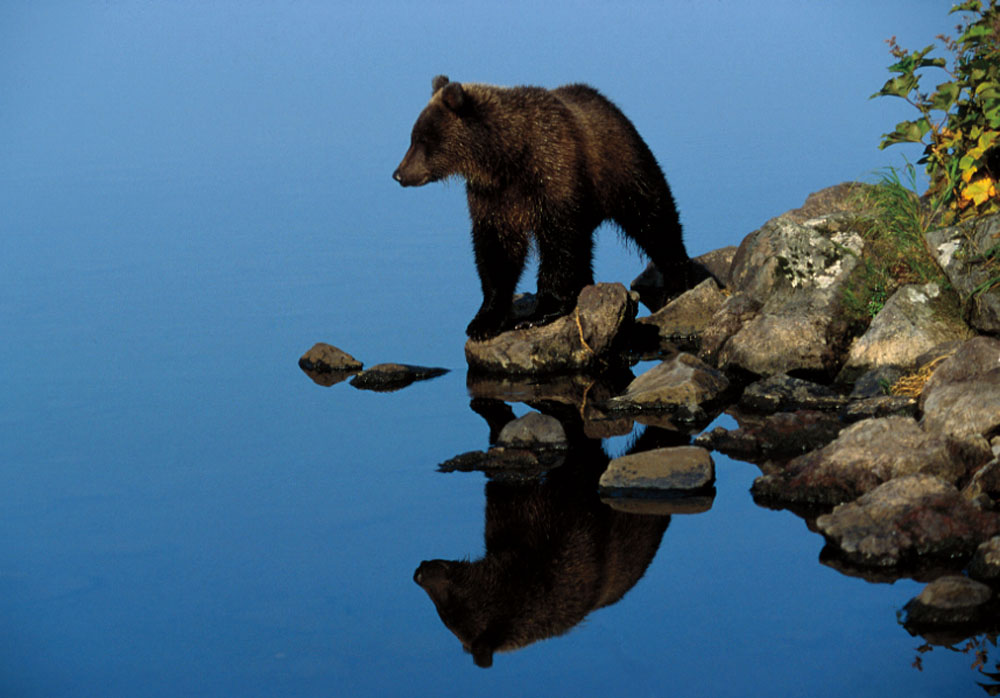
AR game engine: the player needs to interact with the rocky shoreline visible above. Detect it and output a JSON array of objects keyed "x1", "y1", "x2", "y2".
[{"x1": 303, "y1": 183, "x2": 1000, "y2": 639}]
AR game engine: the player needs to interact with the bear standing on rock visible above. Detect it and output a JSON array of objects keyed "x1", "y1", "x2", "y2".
[{"x1": 394, "y1": 75, "x2": 692, "y2": 340}]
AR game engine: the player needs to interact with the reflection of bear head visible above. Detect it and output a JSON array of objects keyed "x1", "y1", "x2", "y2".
[{"x1": 393, "y1": 75, "x2": 486, "y2": 188}]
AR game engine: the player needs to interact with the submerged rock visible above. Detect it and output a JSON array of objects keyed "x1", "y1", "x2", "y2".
[
  {"x1": 598, "y1": 445, "x2": 714, "y2": 493},
  {"x1": 815, "y1": 474, "x2": 1000, "y2": 567},
  {"x1": 919, "y1": 336, "x2": 1000, "y2": 438},
  {"x1": 349, "y1": 363, "x2": 449, "y2": 392},
  {"x1": 903, "y1": 575, "x2": 994, "y2": 627},
  {"x1": 465, "y1": 283, "x2": 636, "y2": 375},
  {"x1": 751, "y1": 416, "x2": 990, "y2": 506}
]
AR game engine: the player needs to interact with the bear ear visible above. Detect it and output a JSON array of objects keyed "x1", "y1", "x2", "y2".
[
  {"x1": 431, "y1": 75, "x2": 450, "y2": 94},
  {"x1": 440, "y1": 81, "x2": 466, "y2": 113}
]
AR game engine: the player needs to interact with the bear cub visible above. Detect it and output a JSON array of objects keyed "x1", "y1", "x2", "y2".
[{"x1": 394, "y1": 75, "x2": 691, "y2": 340}]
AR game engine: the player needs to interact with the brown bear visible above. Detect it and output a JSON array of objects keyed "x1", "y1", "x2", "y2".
[{"x1": 394, "y1": 75, "x2": 691, "y2": 340}]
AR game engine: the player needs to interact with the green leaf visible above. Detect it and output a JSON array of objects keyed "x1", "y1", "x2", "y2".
[
  {"x1": 931, "y1": 82, "x2": 961, "y2": 110},
  {"x1": 874, "y1": 74, "x2": 919, "y2": 99},
  {"x1": 950, "y1": 0, "x2": 982, "y2": 14}
]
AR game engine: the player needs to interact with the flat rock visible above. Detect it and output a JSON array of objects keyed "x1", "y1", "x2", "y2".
[
  {"x1": 465, "y1": 283, "x2": 636, "y2": 374},
  {"x1": 903, "y1": 575, "x2": 994, "y2": 627},
  {"x1": 815, "y1": 474, "x2": 1000, "y2": 567},
  {"x1": 349, "y1": 363, "x2": 449, "y2": 392},
  {"x1": 599, "y1": 445, "x2": 714, "y2": 493},
  {"x1": 751, "y1": 416, "x2": 991, "y2": 506},
  {"x1": 607, "y1": 352, "x2": 730, "y2": 422},
  {"x1": 919, "y1": 336, "x2": 1000, "y2": 438},
  {"x1": 837, "y1": 283, "x2": 973, "y2": 384},
  {"x1": 924, "y1": 212, "x2": 1000, "y2": 334}
]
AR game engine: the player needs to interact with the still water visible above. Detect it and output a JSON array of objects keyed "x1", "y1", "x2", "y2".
[{"x1": 1, "y1": 3, "x2": 992, "y2": 696}]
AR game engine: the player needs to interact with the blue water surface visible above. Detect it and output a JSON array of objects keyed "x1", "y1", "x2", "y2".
[{"x1": 1, "y1": 2, "x2": 991, "y2": 696}]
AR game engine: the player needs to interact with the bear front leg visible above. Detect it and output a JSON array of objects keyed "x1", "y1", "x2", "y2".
[{"x1": 466, "y1": 223, "x2": 527, "y2": 340}]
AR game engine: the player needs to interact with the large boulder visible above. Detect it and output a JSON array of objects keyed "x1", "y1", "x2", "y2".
[
  {"x1": 703, "y1": 216, "x2": 863, "y2": 378},
  {"x1": 465, "y1": 283, "x2": 636, "y2": 374},
  {"x1": 924, "y1": 212, "x2": 1000, "y2": 334}
]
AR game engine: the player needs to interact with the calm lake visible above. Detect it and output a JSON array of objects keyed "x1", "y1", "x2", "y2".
[{"x1": 1, "y1": 3, "x2": 992, "y2": 696}]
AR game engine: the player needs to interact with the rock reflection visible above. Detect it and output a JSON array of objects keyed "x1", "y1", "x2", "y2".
[{"x1": 416, "y1": 392, "x2": 701, "y2": 668}]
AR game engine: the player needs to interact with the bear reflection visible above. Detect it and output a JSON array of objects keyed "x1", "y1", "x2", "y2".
[{"x1": 415, "y1": 403, "x2": 676, "y2": 668}]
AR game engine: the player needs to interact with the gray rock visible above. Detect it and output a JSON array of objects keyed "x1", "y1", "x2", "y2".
[
  {"x1": 779, "y1": 182, "x2": 875, "y2": 223},
  {"x1": 607, "y1": 352, "x2": 730, "y2": 422},
  {"x1": 349, "y1": 363, "x2": 449, "y2": 392},
  {"x1": 751, "y1": 416, "x2": 991, "y2": 506},
  {"x1": 465, "y1": 283, "x2": 636, "y2": 374},
  {"x1": 815, "y1": 474, "x2": 1000, "y2": 567},
  {"x1": 969, "y1": 536, "x2": 1000, "y2": 582},
  {"x1": 496, "y1": 412, "x2": 567, "y2": 449},
  {"x1": 695, "y1": 409, "x2": 842, "y2": 463},
  {"x1": 963, "y1": 459, "x2": 1000, "y2": 506},
  {"x1": 715, "y1": 216, "x2": 862, "y2": 377},
  {"x1": 599, "y1": 446, "x2": 714, "y2": 493},
  {"x1": 740, "y1": 373, "x2": 848, "y2": 413},
  {"x1": 837, "y1": 283, "x2": 973, "y2": 383},
  {"x1": 925, "y1": 212, "x2": 1000, "y2": 334},
  {"x1": 636, "y1": 277, "x2": 727, "y2": 351},
  {"x1": 919, "y1": 336, "x2": 1000, "y2": 438},
  {"x1": 903, "y1": 575, "x2": 994, "y2": 626},
  {"x1": 839, "y1": 395, "x2": 918, "y2": 424},
  {"x1": 630, "y1": 247, "x2": 736, "y2": 311}
]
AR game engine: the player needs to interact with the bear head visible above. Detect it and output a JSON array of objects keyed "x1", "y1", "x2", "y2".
[{"x1": 393, "y1": 75, "x2": 474, "y2": 187}]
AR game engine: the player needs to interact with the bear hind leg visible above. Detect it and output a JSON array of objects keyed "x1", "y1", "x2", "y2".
[
  {"x1": 525, "y1": 225, "x2": 595, "y2": 328},
  {"x1": 613, "y1": 197, "x2": 693, "y2": 298}
]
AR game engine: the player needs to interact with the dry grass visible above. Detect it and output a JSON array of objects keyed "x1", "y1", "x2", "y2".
[{"x1": 890, "y1": 354, "x2": 952, "y2": 397}]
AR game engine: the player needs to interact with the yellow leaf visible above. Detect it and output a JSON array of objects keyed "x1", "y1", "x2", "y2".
[
  {"x1": 962, "y1": 177, "x2": 998, "y2": 206},
  {"x1": 963, "y1": 165, "x2": 979, "y2": 183}
]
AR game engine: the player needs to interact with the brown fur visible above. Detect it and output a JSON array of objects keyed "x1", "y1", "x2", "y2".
[{"x1": 394, "y1": 76, "x2": 690, "y2": 339}]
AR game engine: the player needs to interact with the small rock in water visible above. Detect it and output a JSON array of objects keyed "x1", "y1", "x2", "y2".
[
  {"x1": 903, "y1": 575, "x2": 993, "y2": 627},
  {"x1": 496, "y1": 412, "x2": 567, "y2": 449},
  {"x1": 298, "y1": 342, "x2": 363, "y2": 372},
  {"x1": 349, "y1": 363, "x2": 449, "y2": 392},
  {"x1": 599, "y1": 445, "x2": 714, "y2": 493},
  {"x1": 969, "y1": 536, "x2": 1000, "y2": 583}
]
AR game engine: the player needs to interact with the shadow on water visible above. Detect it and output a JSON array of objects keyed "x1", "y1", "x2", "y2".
[{"x1": 413, "y1": 369, "x2": 712, "y2": 668}]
